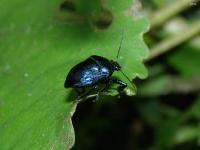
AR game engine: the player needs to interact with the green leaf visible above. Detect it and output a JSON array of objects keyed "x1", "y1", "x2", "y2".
[
  {"x1": 186, "y1": 97, "x2": 200, "y2": 146},
  {"x1": 152, "y1": 116, "x2": 183, "y2": 149},
  {"x1": 0, "y1": 0, "x2": 149, "y2": 149},
  {"x1": 173, "y1": 126, "x2": 199, "y2": 145},
  {"x1": 168, "y1": 45, "x2": 200, "y2": 78},
  {"x1": 171, "y1": 97, "x2": 200, "y2": 145},
  {"x1": 138, "y1": 75, "x2": 171, "y2": 96},
  {"x1": 186, "y1": 97, "x2": 200, "y2": 119}
]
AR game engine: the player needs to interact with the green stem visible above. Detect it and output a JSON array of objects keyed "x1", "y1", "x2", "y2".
[
  {"x1": 147, "y1": 20, "x2": 200, "y2": 61},
  {"x1": 150, "y1": 0, "x2": 198, "y2": 28}
]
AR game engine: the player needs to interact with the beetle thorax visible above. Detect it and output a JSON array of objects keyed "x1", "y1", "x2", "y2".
[{"x1": 110, "y1": 60, "x2": 121, "y2": 71}]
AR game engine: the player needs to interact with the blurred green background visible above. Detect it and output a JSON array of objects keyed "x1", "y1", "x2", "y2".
[{"x1": 72, "y1": 0, "x2": 200, "y2": 150}]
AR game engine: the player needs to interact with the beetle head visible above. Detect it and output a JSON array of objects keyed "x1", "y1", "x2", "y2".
[{"x1": 110, "y1": 60, "x2": 121, "y2": 71}]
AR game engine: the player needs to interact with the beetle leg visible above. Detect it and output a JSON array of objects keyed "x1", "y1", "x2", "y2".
[
  {"x1": 111, "y1": 78, "x2": 127, "y2": 92},
  {"x1": 104, "y1": 78, "x2": 127, "y2": 95},
  {"x1": 100, "y1": 78, "x2": 127, "y2": 93},
  {"x1": 100, "y1": 79, "x2": 113, "y2": 92},
  {"x1": 78, "y1": 85, "x2": 98, "y2": 100},
  {"x1": 93, "y1": 91, "x2": 100, "y2": 102},
  {"x1": 75, "y1": 88, "x2": 85, "y2": 97}
]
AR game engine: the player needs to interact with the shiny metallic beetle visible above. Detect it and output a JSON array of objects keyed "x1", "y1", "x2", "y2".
[
  {"x1": 64, "y1": 55, "x2": 127, "y2": 100},
  {"x1": 64, "y1": 33, "x2": 131, "y2": 101}
]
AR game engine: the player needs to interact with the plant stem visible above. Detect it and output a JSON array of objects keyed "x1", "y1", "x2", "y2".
[
  {"x1": 150, "y1": 0, "x2": 198, "y2": 28},
  {"x1": 146, "y1": 20, "x2": 200, "y2": 61}
]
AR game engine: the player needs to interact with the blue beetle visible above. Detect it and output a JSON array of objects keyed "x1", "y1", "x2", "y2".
[
  {"x1": 64, "y1": 31, "x2": 132, "y2": 101},
  {"x1": 64, "y1": 55, "x2": 127, "y2": 100}
]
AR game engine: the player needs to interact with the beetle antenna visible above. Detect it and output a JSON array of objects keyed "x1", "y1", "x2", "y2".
[
  {"x1": 116, "y1": 30, "x2": 135, "y2": 90},
  {"x1": 116, "y1": 30, "x2": 124, "y2": 59},
  {"x1": 120, "y1": 70, "x2": 133, "y2": 85}
]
